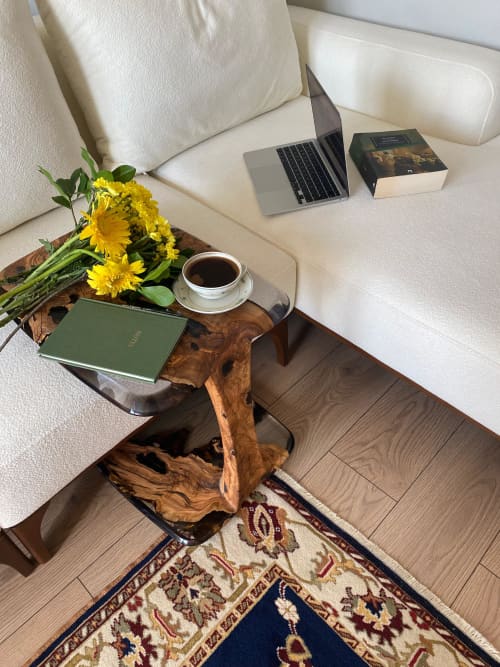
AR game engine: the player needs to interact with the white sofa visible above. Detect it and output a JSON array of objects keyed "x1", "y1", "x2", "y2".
[{"x1": 1, "y1": 0, "x2": 499, "y2": 562}]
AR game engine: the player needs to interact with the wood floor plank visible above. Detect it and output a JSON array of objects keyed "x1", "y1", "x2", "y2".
[
  {"x1": 79, "y1": 518, "x2": 165, "y2": 598},
  {"x1": 371, "y1": 422, "x2": 500, "y2": 607},
  {"x1": 0, "y1": 579, "x2": 90, "y2": 666},
  {"x1": 301, "y1": 452, "x2": 396, "y2": 535},
  {"x1": 0, "y1": 468, "x2": 144, "y2": 642},
  {"x1": 482, "y1": 532, "x2": 500, "y2": 578},
  {"x1": 272, "y1": 344, "x2": 396, "y2": 480},
  {"x1": 453, "y1": 565, "x2": 500, "y2": 648},
  {"x1": 252, "y1": 312, "x2": 340, "y2": 406},
  {"x1": 332, "y1": 381, "x2": 463, "y2": 499}
]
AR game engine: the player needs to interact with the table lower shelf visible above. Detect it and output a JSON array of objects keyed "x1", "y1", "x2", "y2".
[{"x1": 99, "y1": 398, "x2": 293, "y2": 545}]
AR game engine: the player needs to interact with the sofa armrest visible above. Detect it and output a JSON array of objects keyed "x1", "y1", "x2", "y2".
[{"x1": 289, "y1": 5, "x2": 500, "y2": 145}]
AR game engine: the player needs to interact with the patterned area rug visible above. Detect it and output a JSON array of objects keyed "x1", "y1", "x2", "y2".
[{"x1": 29, "y1": 471, "x2": 499, "y2": 666}]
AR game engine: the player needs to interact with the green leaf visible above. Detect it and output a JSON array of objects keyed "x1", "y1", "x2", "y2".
[
  {"x1": 70, "y1": 168, "x2": 81, "y2": 190},
  {"x1": 127, "y1": 252, "x2": 143, "y2": 263},
  {"x1": 171, "y1": 254, "x2": 188, "y2": 269},
  {"x1": 112, "y1": 164, "x2": 136, "y2": 183},
  {"x1": 52, "y1": 195, "x2": 72, "y2": 209},
  {"x1": 78, "y1": 171, "x2": 90, "y2": 195},
  {"x1": 39, "y1": 166, "x2": 67, "y2": 198},
  {"x1": 138, "y1": 285, "x2": 175, "y2": 307},
  {"x1": 142, "y1": 260, "x2": 172, "y2": 283},
  {"x1": 38, "y1": 165, "x2": 56, "y2": 186},
  {"x1": 55, "y1": 178, "x2": 75, "y2": 198},
  {"x1": 95, "y1": 169, "x2": 114, "y2": 182},
  {"x1": 81, "y1": 147, "x2": 98, "y2": 178},
  {"x1": 38, "y1": 238, "x2": 56, "y2": 254}
]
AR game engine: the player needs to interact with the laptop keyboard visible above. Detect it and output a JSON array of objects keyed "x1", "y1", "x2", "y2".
[{"x1": 277, "y1": 142, "x2": 340, "y2": 205}]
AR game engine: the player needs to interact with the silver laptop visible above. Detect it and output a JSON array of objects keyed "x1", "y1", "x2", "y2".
[{"x1": 244, "y1": 66, "x2": 349, "y2": 216}]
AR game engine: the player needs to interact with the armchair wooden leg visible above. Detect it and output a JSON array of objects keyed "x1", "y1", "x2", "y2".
[
  {"x1": 0, "y1": 531, "x2": 35, "y2": 576},
  {"x1": 270, "y1": 318, "x2": 290, "y2": 366},
  {"x1": 10, "y1": 503, "x2": 51, "y2": 564}
]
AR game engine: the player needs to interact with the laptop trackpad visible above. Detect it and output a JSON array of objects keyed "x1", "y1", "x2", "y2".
[{"x1": 248, "y1": 165, "x2": 290, "y2": 193}]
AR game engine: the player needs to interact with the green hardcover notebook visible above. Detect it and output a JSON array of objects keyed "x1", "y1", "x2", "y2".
[{"x1": 38, "y1": 298, "x2": 188, "y2": 383}]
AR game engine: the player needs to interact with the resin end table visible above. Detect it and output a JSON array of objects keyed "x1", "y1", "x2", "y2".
[{"x1": 1, "y1": 228, "x2": 293, "y2": 544}]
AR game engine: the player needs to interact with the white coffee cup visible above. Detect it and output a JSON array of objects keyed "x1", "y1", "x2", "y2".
[{"x1": 182, "y1": 251, "x2": 246, "y2": 299}]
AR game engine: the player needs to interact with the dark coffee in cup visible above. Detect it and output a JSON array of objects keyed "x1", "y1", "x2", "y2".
[
  {"x1": 182, "y1": 251, "x2": 245, "y2": 300},
  {"x1": 185, "y1": 256, "x2": 239, "y2": 288}
]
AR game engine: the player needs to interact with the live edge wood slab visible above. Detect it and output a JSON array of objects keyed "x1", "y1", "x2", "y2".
[{"x1": 0, "y1": 229, "x2": 288, "y2": 540}]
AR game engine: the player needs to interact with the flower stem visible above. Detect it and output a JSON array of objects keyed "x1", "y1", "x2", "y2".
[{"x1": 27, "y1": 232, "x2": 82, "y2": 281}]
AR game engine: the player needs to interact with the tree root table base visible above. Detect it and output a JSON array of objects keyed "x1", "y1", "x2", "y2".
[{"x1": 100, "y1": 404, "x2": 293, "y2": 544}]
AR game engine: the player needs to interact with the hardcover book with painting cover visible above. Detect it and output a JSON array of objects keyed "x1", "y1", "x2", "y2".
[{"x1": 349, "y1": 129, "x2": 448, "y2": 198}]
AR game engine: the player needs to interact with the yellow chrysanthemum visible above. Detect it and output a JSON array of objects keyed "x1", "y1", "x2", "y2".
[
  {"x1": 80, "y1": 196, "x2": 130, "y2": 256},
  {"x1": 86, "y1": 255, "x2": 145, "y2": 298},
  {"x1": 157, "y1": 239, "x2": 180, "y2": 261},
  {"x1": 93, "y1": 177, "x2": 119, "y2": 193},
  {"x1": 93, "y1": 179, "x2": 164, "y2": 239}
]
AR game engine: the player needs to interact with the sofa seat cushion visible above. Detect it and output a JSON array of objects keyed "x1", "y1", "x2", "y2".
[
  {"x1": 0, "y1": 176, "x2": 296, "y2": 528},
  {"x1": 152, "y1": 97, "x2": 500, "y2": 434},
  {"x1": 38, "y1": 0, "x2": 302, "y2": 172},
  {"x1": 0, "y1": 0, "x2": 84, "y2": 236}
]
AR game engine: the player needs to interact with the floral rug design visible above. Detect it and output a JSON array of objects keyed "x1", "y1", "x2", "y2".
[{"x1": 29, "y1": 471, "x2": 499, "y2": 666}]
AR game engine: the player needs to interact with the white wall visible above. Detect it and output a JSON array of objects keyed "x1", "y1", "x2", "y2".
[{"x1": 288, "y1": 0, "x2": 500, "y2": 51}]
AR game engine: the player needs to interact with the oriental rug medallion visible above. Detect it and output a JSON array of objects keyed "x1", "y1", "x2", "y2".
[{"x1": 29, "y1": 471, "x2": 499, "y2": 667}]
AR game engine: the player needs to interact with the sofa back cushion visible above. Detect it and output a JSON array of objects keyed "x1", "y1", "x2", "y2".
[
  {"x1": 38, "y1": 0, "x2": 302, "y2": 171},
  {"x1": 0, "y1": 0, "x2": 84, "y2": 236}
]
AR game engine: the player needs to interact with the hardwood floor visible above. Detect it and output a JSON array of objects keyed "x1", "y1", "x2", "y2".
[{"x1": 1, "y1": 312, "x2": 498, "y2": 664}]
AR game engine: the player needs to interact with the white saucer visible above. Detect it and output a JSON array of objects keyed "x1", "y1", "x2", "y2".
[{"x1": 173, "y1": 271, "x2": 253, "y2": 314}]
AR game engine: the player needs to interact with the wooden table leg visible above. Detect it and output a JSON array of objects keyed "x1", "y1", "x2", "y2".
[
  {"x1": 270, "y1": 318, "x2": 290, "y2": 366},
  {"x1": 104, "y1": 335, "x2": 288, "y2": 525},
  {"x1": 10, "y1": 504, "x2": 51, "y2": 564},
  {"x1": 204, "y1": 337, "x2": 288, "y2": 512},
  {"x1": 0, "y1": 531, "x2": 35, "y2": 576}
]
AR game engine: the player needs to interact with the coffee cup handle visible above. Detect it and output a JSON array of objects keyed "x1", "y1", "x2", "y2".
[{"x1": 240, "y1": 263, "x2": 248, "y2": 278}]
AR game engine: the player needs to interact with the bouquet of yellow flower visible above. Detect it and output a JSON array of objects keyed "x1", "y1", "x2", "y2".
[{"x1": 0, "y1": 148, "x2": 188, "y2": 339}]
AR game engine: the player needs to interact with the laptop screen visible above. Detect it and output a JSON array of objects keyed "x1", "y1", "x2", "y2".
[{"x1": 307, "y1": 66, "x2": 349, "y2": 192}]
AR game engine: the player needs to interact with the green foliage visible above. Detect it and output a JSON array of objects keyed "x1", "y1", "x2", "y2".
[
  {"x1": 142, "y1": 259, "x2": 172, "y2": 283},
  {"x1": 40, "y1": 149, "x2": 138, "y2": 210},
  {"x1": 38, "y1": 239, "x2": 56, "y2": 255},
  {"x1": 138, "y1": 285, "x2": 175, "y2": 307},
  {"x1": 112, "y1": 164, "x2": 136, "y2": 183},
  {"x1": 81, "y1": 147, "x2": 98, "y2": 179},
  {"x1": 52, "y1": 195, "x2": 72, "y2": 209},
  {"x1": 95, "y1": 169, "x2": 114, "y2": 182}
]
